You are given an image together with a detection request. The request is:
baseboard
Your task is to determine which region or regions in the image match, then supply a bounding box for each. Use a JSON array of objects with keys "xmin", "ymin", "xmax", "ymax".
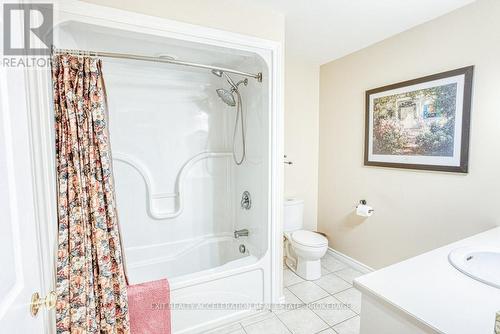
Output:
[{"xmin": 327, "ymin": 247, "xmax": 374, "ymax": 274}]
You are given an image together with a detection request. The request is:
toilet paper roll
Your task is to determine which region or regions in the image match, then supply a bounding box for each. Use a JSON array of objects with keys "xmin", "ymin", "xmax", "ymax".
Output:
[{"xmin": 356, "ymin": 204, "xmax": 374, "ymax": 217}]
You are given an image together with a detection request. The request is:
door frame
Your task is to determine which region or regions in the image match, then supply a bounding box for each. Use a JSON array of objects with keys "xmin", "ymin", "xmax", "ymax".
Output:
[{"xmin": 26, "ymin": 1, "xmax": 284, "ymax": 332}]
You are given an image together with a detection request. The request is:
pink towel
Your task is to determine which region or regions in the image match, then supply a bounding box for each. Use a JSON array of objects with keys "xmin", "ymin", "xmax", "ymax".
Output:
[{"xmin": 127, "ymin": 279, "xmax": 171, "ymax": 334}]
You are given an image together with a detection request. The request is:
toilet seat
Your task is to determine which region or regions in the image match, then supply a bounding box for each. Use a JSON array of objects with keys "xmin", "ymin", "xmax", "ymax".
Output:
[{"xmin": 291, "ymin": 230, "xmax": 328, "ymax": 248}]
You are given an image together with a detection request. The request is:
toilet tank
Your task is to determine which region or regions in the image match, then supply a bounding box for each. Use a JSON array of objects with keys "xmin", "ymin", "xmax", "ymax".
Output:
[{"xmin": 283, "ymin": 198, "xmax": 304, "ymax": 232}]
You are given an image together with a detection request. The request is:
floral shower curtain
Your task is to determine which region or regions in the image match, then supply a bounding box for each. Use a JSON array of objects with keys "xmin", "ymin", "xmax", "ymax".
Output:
[{"xmin": 52, "ymin": 55, "xmax": 130, "ymax": 333}]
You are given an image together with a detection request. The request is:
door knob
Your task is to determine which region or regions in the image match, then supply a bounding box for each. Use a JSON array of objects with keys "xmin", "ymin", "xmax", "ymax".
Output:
[{"xmin": 30, "ymin": 291, "xmax": 56, "ymax": 317}]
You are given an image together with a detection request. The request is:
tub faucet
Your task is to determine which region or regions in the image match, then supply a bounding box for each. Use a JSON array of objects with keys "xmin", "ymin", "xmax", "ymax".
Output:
[{"xmin": 234, "ymin": 229, "xmax": 249, "ymax": 238}]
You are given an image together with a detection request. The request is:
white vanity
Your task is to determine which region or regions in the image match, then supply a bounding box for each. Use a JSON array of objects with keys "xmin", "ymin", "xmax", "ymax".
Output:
[{"xmin": 354, "ymin": 227, "xmax": 500, "ymax": 334}]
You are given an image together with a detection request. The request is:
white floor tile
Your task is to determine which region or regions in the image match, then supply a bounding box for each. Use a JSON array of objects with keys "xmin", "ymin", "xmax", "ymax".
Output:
[
  {"xmin": 334, "ymin": 268, "xmax": 363, "ymax": 284},
  {"xmin": 277, "ymin": 307, "xmax": 329, "ymax": 334},
  {"xmin": 309, "ymin": 296, "xmax": 357, "ymax": 326},
  {"xmin": 317, "ymin": 329, "xmax": 336, "ymax": 334},
  {"xmin": 206, "ymin": 322, "xmax": 243, "ymax": 334},
  {"xmin": 321, "ymin": 255, "xmax": 347, "ymax": 272},
  {"xmin": 283, "ymin": 269, "xmax": 304, "ymax": 287},
  {"xmin": 228, "ymin": 330, "xmax": 246, "ymax": 334},
  {"xmin": 273, "ymin": 288, "xmax": 305, "ymax": 314},
  {"xmin": 321, "ymin": 266, "xmax": 331, "ymax": 276},
  {"xmin": 314, "ymin": 273, "xmax": 352, "ymax": 294},
  {"xmin": 287, "ymin": 281, "xmax": 329, "ymax": 304},
  {"xmin": 240, "ymin": 311, "xmax": 275, "ymax": 327},
  {"xmin": 211, "ymin": 257, "xmax": 365, "ymax": 334},
  {"xmin": 332, "ymin": 315, "xmax": 360, "ymax": 334},
  {"xmin": 244, "ymin": 315, "xmax": 291, "ymax": 334},
  {"xmin": 334, "ymin": 288, "xmax": 362, "ymax": 314}
]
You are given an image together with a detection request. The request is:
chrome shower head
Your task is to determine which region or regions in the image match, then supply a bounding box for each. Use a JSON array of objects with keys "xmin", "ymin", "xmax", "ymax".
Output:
[
  {"xmin": 212, "ymin": 70, "xmax": 247, "ymax": 165},
  {"xmin": 216, "ymin": 88, "xmax": 236, "ymax": 107}
]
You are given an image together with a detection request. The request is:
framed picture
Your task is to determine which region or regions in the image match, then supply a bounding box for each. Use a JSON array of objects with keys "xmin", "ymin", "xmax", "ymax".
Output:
[{"xmin": 365, "ymin": 66, "xmax": 473, "ymax": 173}]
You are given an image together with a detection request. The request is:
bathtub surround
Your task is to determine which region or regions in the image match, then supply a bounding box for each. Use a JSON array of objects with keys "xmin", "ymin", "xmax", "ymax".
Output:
[
  {"xmin": 52, "ymin": 55, "xmax": 130, "ymax": 332},
  {"xmin": 319, "ymin": 0, "xmax": 500, "ymax": 269},
  {"xmin": 82, "ymin": 0, "xmax": 321, "ymax": 233}
]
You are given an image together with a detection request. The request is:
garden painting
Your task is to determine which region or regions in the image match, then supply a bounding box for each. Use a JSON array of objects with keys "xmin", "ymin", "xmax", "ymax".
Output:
[
  {"xmin": 372, "ymin": 83, "xmax": 457, "ymax": 156},
  {"xmin": 365, "ymin": 66, "xmax": 473, "ymax": 173}
]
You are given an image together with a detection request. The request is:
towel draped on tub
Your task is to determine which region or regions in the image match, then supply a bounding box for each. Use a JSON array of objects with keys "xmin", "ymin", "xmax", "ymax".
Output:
[{"xmin": 127, "ymin": 279, "xmax": 171, "ymax": 334}]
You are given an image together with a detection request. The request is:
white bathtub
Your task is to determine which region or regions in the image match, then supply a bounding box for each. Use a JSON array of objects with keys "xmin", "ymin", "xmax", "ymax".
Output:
[
  {"xmin": 127, "ymin": 236, "xmax": 269, "ymax": 333},
  {"xmin": 128, "ymin": 236, "xmax": 256, "ymax": 282}
]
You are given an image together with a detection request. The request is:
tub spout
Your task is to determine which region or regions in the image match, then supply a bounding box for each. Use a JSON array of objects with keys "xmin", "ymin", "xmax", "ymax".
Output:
[{"xmin": 234, "ymin": 229, "xmax": 249, "ymax": 238}]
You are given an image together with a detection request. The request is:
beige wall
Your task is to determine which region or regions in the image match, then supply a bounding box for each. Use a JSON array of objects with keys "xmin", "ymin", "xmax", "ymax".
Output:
[
  {"xmin": 284, "ymin": 54, "xmax": 320, "ymax": 230},
  {"xmin": 319, "ymin": 0, "xmax": 500, "ymax": 269},
  {"xmin": 81, "ymin": 0, "xmax": 285, "ymax": 42}
]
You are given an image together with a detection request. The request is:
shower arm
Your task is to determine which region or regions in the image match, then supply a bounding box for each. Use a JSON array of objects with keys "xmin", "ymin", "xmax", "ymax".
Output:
[{"xmin": 52, "ymin": 46, "xmax": 263, "ymax": 82}]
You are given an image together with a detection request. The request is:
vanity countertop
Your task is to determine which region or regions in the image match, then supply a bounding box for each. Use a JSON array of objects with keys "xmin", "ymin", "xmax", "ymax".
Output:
[{"xmin": 354, "ymin": 227, "xmax": 500, "ymax": 334}]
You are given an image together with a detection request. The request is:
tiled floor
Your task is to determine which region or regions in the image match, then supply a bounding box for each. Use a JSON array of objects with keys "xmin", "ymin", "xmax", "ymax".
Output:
[{"xmin": 207, "ymin": 253, "xmax": 364, "ymax": 334}]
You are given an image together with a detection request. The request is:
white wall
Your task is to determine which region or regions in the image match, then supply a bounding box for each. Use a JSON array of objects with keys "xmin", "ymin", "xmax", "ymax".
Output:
[
  {"xmin": 319, "ymin": 0, "xmax": 500, "ymax": 269},
  {"xmin": 284, "ymin": 54, "xmax": 319, "ymax": 230}
]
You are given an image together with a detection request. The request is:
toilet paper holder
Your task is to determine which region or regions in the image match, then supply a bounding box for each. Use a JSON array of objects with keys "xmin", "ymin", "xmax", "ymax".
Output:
[{"xmin": 357, "ymin": 200, "xmax": 374, "ymax": 214}]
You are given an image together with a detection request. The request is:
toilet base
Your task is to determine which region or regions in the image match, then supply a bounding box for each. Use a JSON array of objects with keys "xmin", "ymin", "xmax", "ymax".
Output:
[
  {"xmin": 285, "ymin": 257, "xmax": 322, "ymax": 281},
  {"xmin": 296, "ymin": 258, "xmax": 321, "ymax": 280}
]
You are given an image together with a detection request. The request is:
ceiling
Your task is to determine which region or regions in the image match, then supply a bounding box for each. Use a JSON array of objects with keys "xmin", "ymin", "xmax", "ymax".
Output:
[{"xmin": 239, "ymin": 0, "xmax": 475, "ymax": 65}]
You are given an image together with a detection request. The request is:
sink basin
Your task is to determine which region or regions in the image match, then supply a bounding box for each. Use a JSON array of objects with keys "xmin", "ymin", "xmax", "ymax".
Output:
[{"xmin": 448, "ymin": 246, "xmax": 500, "ymax": 289}]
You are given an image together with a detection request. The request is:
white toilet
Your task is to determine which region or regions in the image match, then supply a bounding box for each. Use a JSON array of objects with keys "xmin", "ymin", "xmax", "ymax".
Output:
[{"xmin": 284, "ymin": 198, "xmax": 328, "ymax": 280}]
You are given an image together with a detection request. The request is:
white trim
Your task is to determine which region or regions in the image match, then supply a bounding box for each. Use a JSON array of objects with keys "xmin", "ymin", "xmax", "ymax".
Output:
[
  {"xmin": 0, "ymin": 57, "xmax": 25, "ymax": 323},
  {"xmin": 24, "ymin": 59, "xmax": 57, "ymax": 334},
  {"xmin": 23, "ymin": 28, "xmax": 57, "ymax": 334},
  {"xmin": 327, "ymin": 247, "xmax": 374, "ymax": 274},
  {"xmin": 269, "ymin": 36, "xmax": 285, "ymax": 305}
]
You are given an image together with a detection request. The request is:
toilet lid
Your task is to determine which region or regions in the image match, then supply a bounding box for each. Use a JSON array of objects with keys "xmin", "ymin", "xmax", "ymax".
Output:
[{"xmin": 291, "ymin": 230, "xmax": 328, "ymax": 247}]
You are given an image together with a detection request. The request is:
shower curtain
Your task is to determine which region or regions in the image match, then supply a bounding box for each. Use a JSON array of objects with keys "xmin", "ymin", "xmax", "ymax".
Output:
[{"xmin": 52, "ymin": 55, "xmax": 130, "ymax": 333}]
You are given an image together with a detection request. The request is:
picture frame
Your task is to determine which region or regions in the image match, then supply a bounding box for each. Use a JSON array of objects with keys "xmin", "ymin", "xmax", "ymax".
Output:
[{"xmin": 364, "ymin": 66, "xmax": 474, "ymax": 173}]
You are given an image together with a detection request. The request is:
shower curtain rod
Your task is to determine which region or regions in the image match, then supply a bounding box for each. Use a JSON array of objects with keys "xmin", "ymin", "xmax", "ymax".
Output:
[{"xmin": 52, "ymin": 47, "xmax": 263, "ymax": 82}]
